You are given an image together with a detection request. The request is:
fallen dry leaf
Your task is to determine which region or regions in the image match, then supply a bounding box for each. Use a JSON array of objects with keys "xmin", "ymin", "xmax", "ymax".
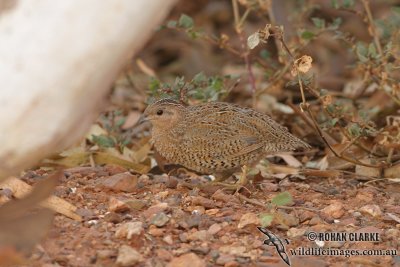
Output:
[
  {"xmin": 384, "ymin": 163, "xmax": 400, "ymax": 178},
  {"xmin": 122, "ymin": 110, "xmax": 142, "ymax": 129},
  {"xmin": 93, "ymin": 152, "xmax": 151, "ymax": 174},
  {"xmin": 291, "ymin": 55, "xmax": 313, "ymax": 75},
  {"xmin": 0, "ymin": 175, "xmax": 81, "ymax": 221},
  {"xmin": 238, "ymin": 212, "xmax": 260, "ymax": 229}
]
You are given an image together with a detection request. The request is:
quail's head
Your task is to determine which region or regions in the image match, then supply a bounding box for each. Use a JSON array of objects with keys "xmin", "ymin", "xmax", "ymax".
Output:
[{"xmin": 140, "ymin": 99, "xmax": 185, "ymax": 131}]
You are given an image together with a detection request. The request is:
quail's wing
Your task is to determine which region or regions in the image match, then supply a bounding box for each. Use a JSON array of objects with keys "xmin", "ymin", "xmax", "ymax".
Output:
[{"xmin": 180, "ymin": 112, "xmax": 264, "ymax": 159}]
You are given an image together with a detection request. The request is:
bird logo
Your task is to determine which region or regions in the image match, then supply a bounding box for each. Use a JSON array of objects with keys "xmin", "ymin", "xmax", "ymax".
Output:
[{"xmin": 257, "ymin": 227, "xmax": 291, "ymax": 266}]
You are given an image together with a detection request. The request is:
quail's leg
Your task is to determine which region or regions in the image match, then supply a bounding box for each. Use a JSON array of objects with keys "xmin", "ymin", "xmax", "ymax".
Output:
[{"xmin": 213, "ymin": 165, "xmax": 251, "ymax": 194}]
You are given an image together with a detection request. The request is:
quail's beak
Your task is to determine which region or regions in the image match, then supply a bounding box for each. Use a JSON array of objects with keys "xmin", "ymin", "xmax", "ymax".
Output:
[{"xmin": 134, "ymin": 114, "xmax": 148, "ymax": 127}]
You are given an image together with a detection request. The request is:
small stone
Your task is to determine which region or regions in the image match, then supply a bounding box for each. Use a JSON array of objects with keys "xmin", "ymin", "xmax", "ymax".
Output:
[
  {"xmin": 163, "ymin": 235, "xmax": 174, "ymax": 245},
  {"xmin": 166, "ymin": 176, "xmax": 179, "ymax": 189},
  {"xmin": 179, "ymin": 232, "xmax": 188, "ymax": 242},
  {"xmin": 275, "ymin": 210, "xmax": 299, "ymax": 228},
  {"xmin": 0, "ymin": 195, "xmax": 9, "ymax": 205},
  {"xmin": 326, "ymin": 187, "xmax": 340, "ymax": 195},
  {"xmin": 209, "ymin": 250, "xmax": 220, "ymax": 261},
  {"xmin": 167, "ymin": 253, "xmax": 206, "ymax": 267},
  {"xmin": 125, "ymin": 199, "xmax": 147, "ymax": 210},
  {"xmin": 97, "ymin": 249, "xmax": 115, "ymax": 260},
  {"xmin": 355, "ymin": 191, "xmax": 374, "ymax": 202},
  {"xmin": 191, "ymin": 206, "xmax": 206, "ymax": 215},
  {"xmin": 359, "ymin": 204, "xmax": 382, "ymax": 217},
  {"xmin": 385, "ymin": 228, "xmax": 400, "ymax": 240},
  {"xmin": 148, "ymin": 225, "xmax": 165, "ymax": 237},
  {"xmin": 108, "ymin": 197, "xmax": 130, "ymax": 213},
  {"xmin": 0, "ymin": 188, "xmax": 13, "ymax": 198},
  {"xmin": 151, "ymin": 212, "xmax": 170, "ymax": 227},
  {"xmin": 156, "ymin": 248, "xmax": 173, "ymax": 261},
  {"xmin": 287, "ymin": 227, "xmax": 306, "ymax": 238},
  {"xmin": 298, "ymin": 210, "xmax": 315, "ymax": 223},
  {"xmin": 142, "ymin": 203, "xmax": 169, "ymax": 219},
  {"xmin": 188, "ymin": 230, "xmax": 210, "ymax": 241},
  {"xmin": 212, "ymin": 190, "xmax": 239, "ymax": 204},
  {"xmin": 238, "ymin": 213, "xmax": 260, "ymax": 229},
  {"xmin": 191, "ymin": 196, "xmax": 216, "ymax": 209},
  {"xmin": 205, "ymin": 209, "xmax": 220, "ymax": 216},
  {"xmin": 321, "ymin": 201, "xmax": 344, "ymax": 219},
  {"xmin": 116, "ymin": 245, "xmax": 142, "ymax": 266},
  {"xmin": 224, "ymin": 261, "xmax": 239, "ymax": 267},
  {"xmin": 99, "ymin": 172, "xmax": 138, "ymax": 192},
  {"xmin": 191, "ymin": 246, "xmax": 210, "ymax": 255},
  {"xmin": 165, "ymin": 194, "xmax": 182, "ymax": 206},
  {"xmin": 115, "ymin": 222, "xmax": 144, "ymax": 240},
  {"xmin": 76, "ymin": 208, "xmax": 96, "ymax": 220},
  {"xmin": 338, "ymin": 217, "xmax": 358, "ymax": 226},
  {"xmin": 104, "ymin": 164, "xmax": 128, "ymax": 175},
  {"xmin": 208, "ymin": 223, "xmax": 222, "ymax": 235},
  {"xmin": 138, "ymin": 174, "xmax": 151, "ymax": 185},
  {"xmin": 219, "ymin": 246, "xmax": 247, "ymax": 257},
  {"xmin": 216, "ymin": 254, "xmax": 236, "ymax": 265},
  {"xmin": 182, "ymin": 214, "xmax": 202, "ymax": 229},
  {"xmin": 260, "ymin": 182, "xmax": 279, "ymax": 192},
  {"xmin": 251, "ymin": 239, "xmax": 263, "ymax": 249},
  {"xmin": 104, "ymin": 212, "xmax": 123, "ymax": 224}
]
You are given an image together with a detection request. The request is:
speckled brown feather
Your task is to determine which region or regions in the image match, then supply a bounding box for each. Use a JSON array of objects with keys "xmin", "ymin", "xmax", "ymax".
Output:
[{"xmin": 143, "ymin": 99, "xmax": 310, "ymax": 175}]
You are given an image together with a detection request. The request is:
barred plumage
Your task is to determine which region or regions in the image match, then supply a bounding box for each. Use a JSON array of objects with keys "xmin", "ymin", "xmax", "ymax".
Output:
[{"xmin": 142, "ymin": 99, "xmax": 310, "ymax": 176}]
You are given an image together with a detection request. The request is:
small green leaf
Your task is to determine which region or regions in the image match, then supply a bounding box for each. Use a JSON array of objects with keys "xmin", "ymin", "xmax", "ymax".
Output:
[
  {"xmin": 166, "ymin": 20, "xmax": 177, "ymax": 28},
  {"xmin": 260, "ymin": 49, "xmax": 271, "ymax": 59},
  {"xmin": 392, "ymin": 6, "xmax": 400, "ymax": 15},
  {"xmin": 301, "ymin": 30, "xmax": 315, "ymax": 40},
  {"xmin": 348, "ymin": 123, "xmax": 361, "ymax": 137},
  {"xmin": 210, "ymin": 77, "xmax": 223, "ymax": 91},
  {"xmin": 178, "ymin": 14, "xmax": 194, "ymax": 29},
  {"xmin": 115, "ymin": 118, "xmax": 126, "ymax": 128},
  {"xmin": 330, "ymin": 17, "xmax": 342, "ymax": 29},
  {"xmin": 192, "ymin": 72, "xmax": 207, "ymax": 84},
  {"xmin": 92, "ymin": 135, "xmax": 116, "ymax": 148},
  {"xmin": 343, "ymin": 0, "xmax": 354, "ymax": 8},
  {"xmin": 311, "ymin": 17, "xmax": 325, "ymax": 28},
  {"xmin": 330, "ymin": 118, "xmax": 339, "ymax": 127},
  {"xmin": 320, "ymin": 88, "xmax": 329, "ymax": 96},
  {"xmin": 148, "ymin": 78, "xmax": 160, "ymax": 92},
  {"xmin": 331, "ymin": 0, "xmax": 340, "ymax": 9},
  {"xmin": 271, "ymin": 191, "xmax": 293, "ymax": 206},
  {"xmin": 368, "ymin": 43, "xmax": 377, "ymax": 58},
  {"xmin": 356, "ymin": 42, "xmax": 368, "ymax": 62},
  {"xmin": 259, "ymin": 213, "xmax": 274, "ymax": 227},
  {"xmin": 326, "ymin": 104, "xmax": 336, "ymax": 114}
]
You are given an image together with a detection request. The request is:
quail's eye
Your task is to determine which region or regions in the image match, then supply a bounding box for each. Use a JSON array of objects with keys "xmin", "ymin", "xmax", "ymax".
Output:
[{"xmin": 156, "ymin": 109, "xmax": 163, "ymax": 116}]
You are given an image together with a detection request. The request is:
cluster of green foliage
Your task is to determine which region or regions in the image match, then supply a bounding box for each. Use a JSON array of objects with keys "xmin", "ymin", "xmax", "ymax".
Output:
[
  {"xmin": 147, "ymin": 73, "xmax": 236, "ymax": 104},
  {"xmin": 92, "ymin": 110, "xmax": 131, "ymax": 151}
]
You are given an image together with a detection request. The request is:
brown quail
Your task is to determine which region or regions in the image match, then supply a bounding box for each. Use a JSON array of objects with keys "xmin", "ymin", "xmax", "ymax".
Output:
[{"xmin": 140, "ymin": 99, "xmax": 310, "ymax": 181}]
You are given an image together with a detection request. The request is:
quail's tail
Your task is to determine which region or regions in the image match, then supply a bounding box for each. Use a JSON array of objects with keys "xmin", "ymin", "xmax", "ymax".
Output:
[{"xmin": 265, "ymin": 134, "xmax": 311, "ymax": 152}]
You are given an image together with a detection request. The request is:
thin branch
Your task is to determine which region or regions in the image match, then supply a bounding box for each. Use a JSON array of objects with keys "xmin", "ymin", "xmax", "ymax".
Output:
[
  {"xmin": 361, "ymin": 0, "xmax": 383, "ymax": 57},
  {"xmin": 304, "ymin": 105, "xmax": 387, "ymax": 168},
  {"xmin": 237, "ymin": 194, "xmax": 319, "ymax": 212},
  {"xmin": 231, "ymin": 2, "xmax": 257, "ymax": 108},
  {"xmin": 239, "ymin": 33, "xmax": 257, "ymax": 108},
  {"xmin": 232, "ymin": 0, "xmax": 240, "ymax": 30}
]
